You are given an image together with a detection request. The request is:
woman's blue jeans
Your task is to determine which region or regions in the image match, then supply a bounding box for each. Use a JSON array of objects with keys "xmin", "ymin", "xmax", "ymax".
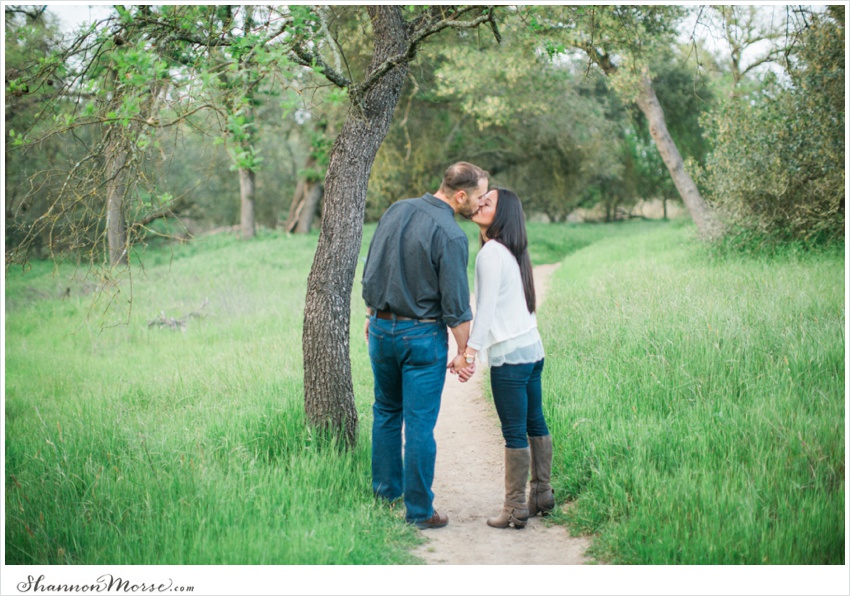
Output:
[
  {"xmin": 368, "ymin": 315, "xmax": 448, "ymax": 523},
  {"xmin": 490, "ymin": 358, "xmax": 549, "ymax": 449}
]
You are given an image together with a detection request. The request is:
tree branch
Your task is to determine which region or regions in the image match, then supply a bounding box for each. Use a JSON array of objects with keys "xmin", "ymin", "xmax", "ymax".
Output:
[
  {"xmin": 134, "ymin": 16, "xmax": 233, "ymax": 47},
  {"xmin": 740, "ymin": 47, "xmax": 786, "ymax": 76},
  {"xmin": 576, "ymin": 41, "xmax": 618, "ymax": 75},
  {"xmin": 4, "ymin": 5, "xmax": 47, "ymax": 21},
  {"xmin": 350, "ymin": 6, "xmax": 497, "ymax": 103},
  {"xmin": 132, "ymin": 195, "xmax": 192, "ymax": 228},
  {"xmin": 137, "ymin": 13, "xmax": 291, "ymax": 52},
  {"xmin": 289, "ymin": 44, "xmax": 352, "ymax": 88}
]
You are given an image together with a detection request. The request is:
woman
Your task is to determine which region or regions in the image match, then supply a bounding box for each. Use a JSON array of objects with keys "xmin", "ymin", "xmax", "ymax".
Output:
[{"xmin": 450, "ymin": 188, "xmax": 555, "ymax": 529}]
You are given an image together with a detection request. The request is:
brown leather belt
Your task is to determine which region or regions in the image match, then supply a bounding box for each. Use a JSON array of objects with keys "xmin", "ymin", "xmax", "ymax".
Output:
[{"xmin": 375, "ymin": 310, "xmax": 437, "ymax": 323}]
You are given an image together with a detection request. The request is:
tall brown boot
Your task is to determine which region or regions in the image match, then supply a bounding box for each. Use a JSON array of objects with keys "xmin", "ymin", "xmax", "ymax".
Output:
[
  {"xmin": 487, "ymin": 447, "xmax": 530, "ymax": 529},
  {"xmin": 528, "ymin": 434, "xmax": 555, "ymax": 517}
]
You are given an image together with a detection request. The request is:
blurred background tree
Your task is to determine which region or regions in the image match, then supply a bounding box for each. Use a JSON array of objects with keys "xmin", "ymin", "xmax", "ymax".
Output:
[
  {"xmin": 367, "ymin": 6, "xmax": 719, "ymax": 225},
  {"xmin": 4, "ymin": 5, "xmax": 329, "ymax": 266},
  {"xmin": 698, "ymin": 5, "xmax": 844, "ymax": 248},
  {"xmin": 7, "ymin": 4, "xmax": 841, "ymax": 258},
  {"xmin": 5, "ymin": 6, "xmax": 74, "ymax": 259}
]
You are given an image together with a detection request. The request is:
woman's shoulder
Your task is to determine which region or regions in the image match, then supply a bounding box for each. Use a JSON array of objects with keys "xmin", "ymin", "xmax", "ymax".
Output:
[
  {"xmin": 478, "ymin": 240, "xmax": 512, "ymax": 258},
  {"xmin": 475, "ymin": 240, "xmax": 509, "ymax": 267}
]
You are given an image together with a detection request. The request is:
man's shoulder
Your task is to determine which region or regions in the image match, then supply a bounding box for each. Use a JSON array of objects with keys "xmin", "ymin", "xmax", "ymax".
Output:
[
  {"xmin": 418, "ymin": 196, "xmax": 466, "ymax": 239},
  {"xmin": 383, "ymin": 197, "xmax": 418, "ymax": 215},
  {"xmin": 380, "ymin": 196, "xmax": 434, "ymax": 221},
  {"xmin": 385, "ymin": 196, "xmax": 464, "ymax": 237}
]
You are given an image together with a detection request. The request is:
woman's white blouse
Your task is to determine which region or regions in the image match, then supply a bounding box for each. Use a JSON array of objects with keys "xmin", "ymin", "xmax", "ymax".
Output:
[{"xmin": 467, "ymin": 240, "xmax": 545, "ymax": 367}]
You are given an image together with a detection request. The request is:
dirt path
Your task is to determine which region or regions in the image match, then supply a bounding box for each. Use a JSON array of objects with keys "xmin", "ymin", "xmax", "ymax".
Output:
[{"xmin": 412, "ymin": 263, "xmax": 591, "ymax": 564}]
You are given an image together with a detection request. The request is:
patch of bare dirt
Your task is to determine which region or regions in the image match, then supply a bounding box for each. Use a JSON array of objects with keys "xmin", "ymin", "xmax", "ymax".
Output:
[{"xmin": 412, "ymin": 263, "xmax": 592, "ymax": 565}]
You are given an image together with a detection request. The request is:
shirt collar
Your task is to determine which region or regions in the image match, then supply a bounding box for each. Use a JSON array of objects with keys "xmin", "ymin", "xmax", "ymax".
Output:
[{"xmin": 422, "ymin": 193, "xmax": 454, "ymax": 214}]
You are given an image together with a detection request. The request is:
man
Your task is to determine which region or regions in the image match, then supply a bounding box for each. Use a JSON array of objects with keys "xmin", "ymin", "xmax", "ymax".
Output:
[{"xmin": 362, "ymin": 162, "xmax": 488, "ymax": 529}]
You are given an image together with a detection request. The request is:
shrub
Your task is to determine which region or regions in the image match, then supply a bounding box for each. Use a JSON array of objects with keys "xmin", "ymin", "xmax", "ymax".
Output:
[{"xmin": 700, "ymin": 8, "xmax": 844, "ymax": 248}]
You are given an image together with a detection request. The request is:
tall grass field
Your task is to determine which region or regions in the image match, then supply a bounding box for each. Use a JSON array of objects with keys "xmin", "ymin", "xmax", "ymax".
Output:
[
  {"xmin": 536, "ymin": 223, "xmax": 845, "ymax": 564},
  {"xmin": 4, "ymin": 220, "xmax": 845, "ymax": 564},
  {"xmin": 4, "ymin": 230, "xmax": 422, "ymax": 564}
]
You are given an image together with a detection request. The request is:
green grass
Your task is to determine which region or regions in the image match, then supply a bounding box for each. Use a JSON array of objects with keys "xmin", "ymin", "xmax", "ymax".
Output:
[
  {"xmin": 5, "ymin": 228, "xmax": 421, "ymax": 564},
  {"xmin": 537, "ymin": 223, "xmax": 845, "ymax": 564},
  {"xmin": 5, "ymin": 219, "xmax": 844, "ymax": 565}
]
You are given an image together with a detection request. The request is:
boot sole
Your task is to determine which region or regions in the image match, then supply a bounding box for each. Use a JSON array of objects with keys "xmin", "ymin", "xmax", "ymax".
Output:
[{"xmin": 487, "ymin": 516, "xmax": 528, "ymax": 529}]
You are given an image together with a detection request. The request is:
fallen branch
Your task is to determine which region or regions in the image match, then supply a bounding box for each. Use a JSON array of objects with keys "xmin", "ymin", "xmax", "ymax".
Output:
[{"xmin": 147, "ymin": 298, "xmax": 209, "ymax": 330}]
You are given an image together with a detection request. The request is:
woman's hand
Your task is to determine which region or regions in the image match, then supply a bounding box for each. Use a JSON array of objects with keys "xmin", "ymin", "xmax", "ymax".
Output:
[{"xmin": 448, "ymin": 354, "xmax": 476, "ymax": 382}]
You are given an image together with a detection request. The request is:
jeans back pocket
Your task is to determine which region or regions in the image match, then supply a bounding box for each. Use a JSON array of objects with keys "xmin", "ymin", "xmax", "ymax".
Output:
[{"xmin": 402, "ymin": 327, "xmax": 447, "ymax": 367}]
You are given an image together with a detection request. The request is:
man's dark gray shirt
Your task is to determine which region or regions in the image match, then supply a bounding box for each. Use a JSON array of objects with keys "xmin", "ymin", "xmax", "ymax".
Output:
[{"xmin": 362, "ymin": 193, "xmax": 472, "ymax": 328}]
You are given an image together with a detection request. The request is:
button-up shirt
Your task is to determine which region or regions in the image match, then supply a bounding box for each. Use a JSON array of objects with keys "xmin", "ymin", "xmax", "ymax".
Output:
[{"xmin": 362, "ymin": 193, "xmax": 472, "ymax": 328}]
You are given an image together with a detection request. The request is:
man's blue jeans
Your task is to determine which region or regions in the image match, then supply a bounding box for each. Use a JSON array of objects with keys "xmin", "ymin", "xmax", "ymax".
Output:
[
  {"xmin": 490, "ymin": 359, "xmax": 549, "ymax": 449},
  {"xmin": 368, "ymin": 315, "xmax": 448, "ymax": 523}
]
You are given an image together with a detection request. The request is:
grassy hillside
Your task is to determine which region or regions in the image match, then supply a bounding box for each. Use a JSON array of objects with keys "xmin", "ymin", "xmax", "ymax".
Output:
[
  {"xmin": 5, "ymin": 220, "xmax": 843, "ymax": 565},
  {"xmin": 536, "ymin": 224, "xmax": 844, "ymax": 564},
  {"xmin": 3, "ymin": 219, "xmax": 617, "ymax": 565},
  {"xmin": 5, "ymin": 229, "xmax": 418, "ymax": 564}
]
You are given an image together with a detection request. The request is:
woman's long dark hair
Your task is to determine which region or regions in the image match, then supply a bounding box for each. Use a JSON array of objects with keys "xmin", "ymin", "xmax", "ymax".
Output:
[{"xmin": 484, "ymin": 188, "xmax": 536, "ymax": 314}]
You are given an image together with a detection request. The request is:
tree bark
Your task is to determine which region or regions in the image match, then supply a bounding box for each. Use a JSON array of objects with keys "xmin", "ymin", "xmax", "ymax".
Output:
[
  {"xmin": 633, "ymin": 72, "xmax": 718, "ymax": 238},
  {"xmin": 105, "ymin": 136, "xmax": 128, "ymax": 266},
  {"xmin": 302, "ymin": 6, "xmax": 409, "ymax": 447},
  {"xmin": 239, "ymin": 165, "xmax": 256, "ymax": 240}
]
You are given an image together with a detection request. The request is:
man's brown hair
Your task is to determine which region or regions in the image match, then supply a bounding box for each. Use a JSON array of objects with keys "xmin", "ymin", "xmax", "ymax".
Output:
[{"xmin": 439, "ymin": 162, "xmax": 489, "ymax": 195}]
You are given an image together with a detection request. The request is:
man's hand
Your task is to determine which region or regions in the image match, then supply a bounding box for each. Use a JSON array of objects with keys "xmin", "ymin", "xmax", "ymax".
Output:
[
  {"xmin": 364, "ymin": 317, "xmax": 370, "ymax": 345},
  {"xmin": 448, "ymin": 354, "xmax": 476, "ymax": 382}
]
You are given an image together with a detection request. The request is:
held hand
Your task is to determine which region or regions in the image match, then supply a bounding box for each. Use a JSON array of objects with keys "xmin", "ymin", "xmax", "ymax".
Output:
[
  {"xmin": 457, "ymin": 362, "xmax": 476, "ymax": 383},
  {"xmin": 448, "ymin": 354, "xmax": 475, "ymax": 382},
  {"xmin": 448, "ymin": 354, "xmax": 466, "ymax": 374},
  {"xmin": 447, "ymin": 355, "xmax": 458, "ymax": 375}
]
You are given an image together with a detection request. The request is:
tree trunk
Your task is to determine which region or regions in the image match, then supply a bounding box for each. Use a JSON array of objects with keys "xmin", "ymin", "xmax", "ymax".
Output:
[
  {"xmin": 634, "ymin": 73, "xmax": 718, "ymax": 238},
  {"xmin": 294, "ymin": 183, "xmax": 323, "ymax": 234},
  {"xmin": 239, "ymin": 165, "xmax": 256, "ymax": 240},
  {"xmin": 284, "ymin": 154, "xmax": 320, "ymax": 234},
  {"xmin": 302, "ymin": 6, "xmax": 409, "ymax": 447},
  {"xmin": 284, "ymin": 177, "xmax": 309, "ymax": 232},
  {"xmin": 105, "ymin": 136, "xmax": 128, "ymax": 266},
  {"xmin": 240, "ymin": 6, "xmax": 257, "ymax": 241},
  {"xmin": 103, "ymin": 63, "xmax": 128, "ymax": 267}
]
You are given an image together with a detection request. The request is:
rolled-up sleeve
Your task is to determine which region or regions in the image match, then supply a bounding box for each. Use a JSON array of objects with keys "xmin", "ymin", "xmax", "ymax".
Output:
[{"xmin": 438, "ymin": 235, "xmax": 472, "ymax": 328}]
